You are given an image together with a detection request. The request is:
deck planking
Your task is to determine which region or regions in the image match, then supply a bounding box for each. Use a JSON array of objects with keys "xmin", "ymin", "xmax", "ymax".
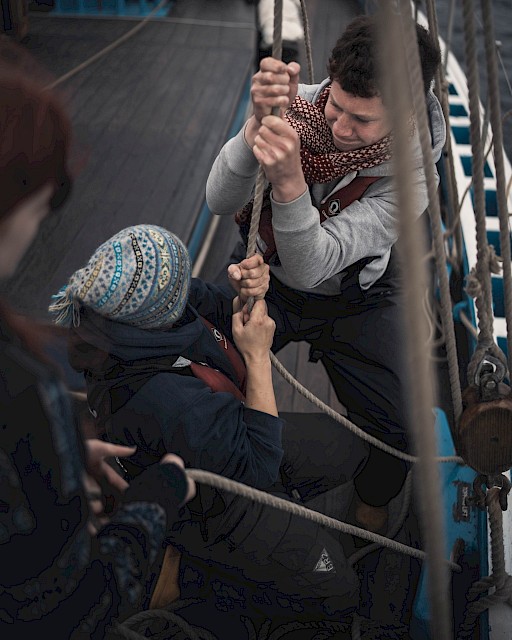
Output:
[{"xmin": 3, "ymin": 0, "xmax": 256, "ymax": 316}]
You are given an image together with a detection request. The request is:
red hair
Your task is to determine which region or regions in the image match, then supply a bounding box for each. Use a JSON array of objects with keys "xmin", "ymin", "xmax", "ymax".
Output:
[
  {"xmin": 0, "ymin": 41, "xmax": 73, "ymax": 356},
  {"xmin": 0, "ymin": 40, "xmax": 72, "ymax": 220}
]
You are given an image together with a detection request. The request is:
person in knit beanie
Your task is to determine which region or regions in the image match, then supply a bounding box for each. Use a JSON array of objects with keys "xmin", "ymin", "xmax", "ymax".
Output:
[
  {"xmin": 50, "ymin": 223, "xmax": 367, "ymax": 622},
  {"xmin": 49, "ymin": 223, "xmax": 281, "ymax": 490}
]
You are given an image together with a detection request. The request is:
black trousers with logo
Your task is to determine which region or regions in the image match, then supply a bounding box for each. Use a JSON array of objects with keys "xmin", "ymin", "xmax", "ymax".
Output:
[{"xmin": 165, "ymin": 411, "xmax": 368, "ymax": 614}]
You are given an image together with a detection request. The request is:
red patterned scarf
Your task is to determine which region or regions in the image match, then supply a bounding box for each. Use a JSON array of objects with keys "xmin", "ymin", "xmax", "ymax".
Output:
[
  {"xmin": 283, "ymin": 85, "xmax": 392, "ymax": 184},
  {"xmin": 236, "ymin": 85, "xmax": 393, "ymax": 257}
]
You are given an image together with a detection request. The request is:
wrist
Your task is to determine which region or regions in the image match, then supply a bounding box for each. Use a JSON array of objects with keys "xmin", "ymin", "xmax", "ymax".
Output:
[
  {"xmin": 243, "ymin": 353, "xmax": 272, "ymax": 368},
  {"xmin": 271, "ymin": 180, "xmax": 308, "ymax": 204},
  {"xmin": 243, "ymin": 117, "xmax": 259, "ymax": 148}
]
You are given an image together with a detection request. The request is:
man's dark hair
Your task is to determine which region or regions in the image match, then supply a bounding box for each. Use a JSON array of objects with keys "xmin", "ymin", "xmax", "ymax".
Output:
[{"xmin": 327, "ymin": 14, "xmax": 441, "ymax": 98}]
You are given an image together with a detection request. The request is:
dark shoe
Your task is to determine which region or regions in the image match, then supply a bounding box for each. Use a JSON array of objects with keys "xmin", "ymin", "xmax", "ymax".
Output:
[{"xmin": 345, "ymin": 490, "xmax": 389, "ymax": 550}]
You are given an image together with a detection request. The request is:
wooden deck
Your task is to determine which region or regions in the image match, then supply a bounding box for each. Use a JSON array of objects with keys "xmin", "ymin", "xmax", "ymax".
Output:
[{"xmin": 3, "ymin": 0, "xmax": 361, "ymax": 413}]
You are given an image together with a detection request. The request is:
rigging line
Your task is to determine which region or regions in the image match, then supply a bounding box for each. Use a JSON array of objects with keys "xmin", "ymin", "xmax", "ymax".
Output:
[
  {"xmin": 462, "ymin": 0, "xmax": 498, "ymax": 365},
  {"xmin": 386, "ymin": 3, "xmax": 452, "ymax": 637},
  {"xmin": 457, "ymin": 487, "xmax": 512, "ymax": 638},
  {"xmin": 270, "ymin": 351, "xmax": 463, "ymax": 464},
  {"xmin": 186, "ymin": 468, "xmax": 461, "ymax": 572},
  {"xmin": 480, "ymin": 0, "xmax": 512, "ymax": 378},
  {"xmin": 44, "ymin": 0, "xmax": 170, "ymax": 91},
  {"xmin": 298, "ymin": 0, "xmax": 313, "ymax": 84},
  {"xmin": 245, "ymin": 0, "xmax": 284, "ymax": 268},
  {"xmin": 427, "ymin": 0, "xmax": 464, "ymax": 273},
  {"xmin": 423, "ymin": 0, "xmax": 464, "ymax": 423}
]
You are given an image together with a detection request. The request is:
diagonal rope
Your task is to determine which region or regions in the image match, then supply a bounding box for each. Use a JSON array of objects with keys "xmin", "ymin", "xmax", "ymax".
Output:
[
  {"xmin": 45, "ymin": 0, "xmax": 170, "ymax": 90},
  {"xmin": 186, "ymin": 468, "xmax": 461, "ymax": 571}
]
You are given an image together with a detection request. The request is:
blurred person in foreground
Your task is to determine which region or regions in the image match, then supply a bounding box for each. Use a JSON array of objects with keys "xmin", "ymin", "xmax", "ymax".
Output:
[{"xmin": 0, "ymin": 42, "xmax": 195, "ymax": 639}]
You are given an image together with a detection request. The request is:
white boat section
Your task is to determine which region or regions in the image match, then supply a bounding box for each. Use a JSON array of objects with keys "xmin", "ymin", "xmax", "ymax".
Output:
[{"xmin": 443, "ymin": 36, "xmax": 512, "ymax": 640}]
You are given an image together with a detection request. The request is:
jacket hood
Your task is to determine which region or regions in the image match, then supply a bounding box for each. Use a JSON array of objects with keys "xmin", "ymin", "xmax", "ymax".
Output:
[{"xmin": 69, "ymin": 304, "xmax": 203, "ymax": 373}]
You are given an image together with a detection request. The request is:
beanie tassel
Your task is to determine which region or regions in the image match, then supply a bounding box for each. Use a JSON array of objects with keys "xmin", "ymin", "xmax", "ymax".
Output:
[{"xmin": 48, "ymin": 285, "xmax": 80, "ymax": 327}]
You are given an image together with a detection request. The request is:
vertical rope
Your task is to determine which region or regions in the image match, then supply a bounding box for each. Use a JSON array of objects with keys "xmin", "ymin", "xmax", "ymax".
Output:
[
  {"xmin": 457, "ymin": 487, "xmax": 512, "ymax": 637},
  {"xmin": 416, "ymin": 0, "xmax": 464, "ymax": 422},
  {"xmin": 246, "ymin": 0, "xmax": 283, "ymax": 312},
  {"xmin": 379, "ymin": 1, "xmax": 452, "ymax": 637},
  {"xmin": 270, "ymin": 0, "xmax": 283, "ymax": 61},
  {"xmin": 461, "ymin": 0, "xmax": 498, "ymax": 370},
  {"xmin": 425, "ymin": 0, "xmax": 464, "ymax": 272},
  {"xmin": 298, "ymin": 0, "xmax": 314, "ymax": 84},
  {"xmin": 480, "ymin": 0, "xmax": 512, "ymax": 378}
]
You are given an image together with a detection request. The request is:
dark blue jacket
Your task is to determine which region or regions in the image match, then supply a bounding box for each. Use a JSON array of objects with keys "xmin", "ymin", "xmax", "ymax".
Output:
[
  {"xmin": 0, "ymin": 314, "xmax": 189, "ymax": 639},
  {"xmin": 70, "ymin": 279, "xmax": 284, "ymax": 490}
]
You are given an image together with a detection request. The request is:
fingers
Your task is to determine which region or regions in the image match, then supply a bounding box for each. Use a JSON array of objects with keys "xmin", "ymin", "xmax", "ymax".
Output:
[
  {"xmin": 252, "ymin": 58, "xmax": 301, "ymax": 120},
  {"xmin": 232, "ymin": 255, "xmax": 269, "ymax": 303},
  {"xmin": 85, "ymin": 439, "xmax": 137, "ymax": 461},
  {"xmin": 227, "ymin": 263, "xmax": 242, "ymax": 282},
  {"xmin": 101, "ymin": 462, "xmax": 130, "ymax": 493}
]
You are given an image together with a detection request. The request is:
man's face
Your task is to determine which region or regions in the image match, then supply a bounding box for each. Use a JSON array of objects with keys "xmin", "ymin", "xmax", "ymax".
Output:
[{"xmin": 324, "ymin": 80, "xmax": 391, "ymax": 151}]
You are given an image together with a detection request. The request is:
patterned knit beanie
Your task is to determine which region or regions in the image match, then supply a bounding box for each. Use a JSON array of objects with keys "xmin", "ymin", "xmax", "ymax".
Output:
[{"xmin": 49, "ymin": 224, "xmax": 191, "ymax": 329}]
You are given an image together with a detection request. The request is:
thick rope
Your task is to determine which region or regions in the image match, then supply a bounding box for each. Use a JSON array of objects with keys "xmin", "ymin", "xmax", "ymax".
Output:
[
  {"xmin": 186, "ymin": 468, "xmax": 460, "ymax": 572},
  {"xmin": 419, "ymin": 0, "xmax": 464, "ymax": 423},
  {"xmin": 461, "ymin": 0, "xmax": 508, "ymax": 385},
  {"xmin": 298, "ymin": 0, "xmax": 314, "ymax": 83},
  {"xmin": 271, "ymin": 352, "xmax": 463, "ymax": 464},
  {"xmin": 246, "ymin": 0, "xmax": 283, "ymax": 265},
  {"xmin": 380, "ymin": 2, "xmax": 453, "ymax": 637},
  {"xmin": 45, "ymin": 0, "xmax": 170, "ymax": 90},
  {"xmin": 457, "ymin": 486, "xmax": 512, "ymax": 638},
  {"xmin": 480, "ymin": 0, "xmax": 512, "ymax": 378}
]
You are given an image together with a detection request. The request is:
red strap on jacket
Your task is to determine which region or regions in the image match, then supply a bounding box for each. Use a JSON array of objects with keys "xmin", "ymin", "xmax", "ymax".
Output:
[
  {"xmin": 189, "ymin": 362, "xmax": 246, "ymax": 402},
  {"xmin": 259, "ymin": 175, "xmax": 381, "ymax": 262},
  {"xmin": 318, "ymin": 175, "xmax": 381, "ymax": 223},
  {"xmin": 199, "ymin": 316, "xmax": 247, "ymax": 398}
]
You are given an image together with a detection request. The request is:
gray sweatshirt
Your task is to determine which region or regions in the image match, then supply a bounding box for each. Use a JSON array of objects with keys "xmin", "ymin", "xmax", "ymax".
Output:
[{"xmin": 206, "ymin": 79, "xmax": 447, "ymax": 296}]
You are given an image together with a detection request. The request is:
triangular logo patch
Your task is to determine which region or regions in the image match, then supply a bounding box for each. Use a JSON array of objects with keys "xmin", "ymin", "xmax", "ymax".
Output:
[{"xmin": 313, "ymin": 548, "xmax": 336, "ymax": 572}]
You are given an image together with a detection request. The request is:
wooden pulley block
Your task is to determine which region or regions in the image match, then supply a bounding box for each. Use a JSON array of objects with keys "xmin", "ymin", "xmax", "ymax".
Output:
[{"xmin": 457, "ymin": 382, "xmax": 512, "ymax": 475}]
